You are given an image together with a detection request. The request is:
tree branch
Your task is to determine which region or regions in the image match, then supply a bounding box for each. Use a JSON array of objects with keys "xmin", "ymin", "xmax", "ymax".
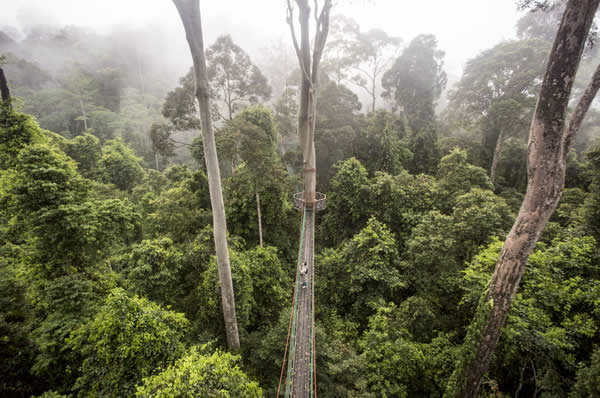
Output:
[
  {"xmin": 562, "ymin": 62, "xmax": 600, "ymax": 157},
  {"xmin": 311, "ymin": 0, "xmax": 332, "ymax": 80},
  {"xmin": 287, "ymin": 0, "xmax": 312, "ymax": 85},
  {"xmin": 170, "ymin": 138, "xmax": 192, "ymax": 147}
]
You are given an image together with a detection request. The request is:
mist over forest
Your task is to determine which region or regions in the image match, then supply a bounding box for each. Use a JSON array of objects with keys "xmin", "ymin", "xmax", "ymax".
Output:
[{"xmin": 1, "ymin": 1, "xmax": 600, "ymax": 397}]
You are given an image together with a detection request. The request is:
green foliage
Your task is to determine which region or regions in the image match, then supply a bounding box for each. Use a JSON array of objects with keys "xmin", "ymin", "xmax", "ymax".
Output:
[
  {"xmin": 321, "ymin": 157, "xmax": 370, "ymax": 246},
  {"xmin": 448, "ymin": 39, "xmax": 546, "ymax": 189},
  {"xmin": 456, "ymin": 235, "xmax": 600, "ymax": 396},
  {"xmin": 219, "ymin": 104, "xmax": 279, "ymax": 180},
  {"xmin": 98, "ymin": 139, "xmax": 145, "ymax": 191},
  {"xmin": 382, "ymin": 34, "xmax": 446, "ymax": 133},
  {"xmin": 162, "ymin": 70, "xmax": 200, "ymax": 130},
  {"xmin": 581, "ymin": 140, "xmax": 600, "ymax": 241},
  {"xmin": 436, "ymin": 148, "xmax": 493, "ymax": 209},
  {"xmin": 3, "ymin": 23, "xmax": 600, "ymax": 397},
  {"xmin": 407, "ymin": 210, "xmax": 457, "ymax": 279},
  {"xmin": 135, "ymin": 345, "xmax": 262, "ymax": 397},
  {"xmin": 25, "ymin": 197, "xmax": 140, "ymax": 276},
  {"xmin": 9, "ymin": 143, "xmax": 142, "ymax": 273},
  {"xmin": 360, "ymin": 303, "xmax": 457, "ymax": 397},
  {"xmin": 450, "ymin": 40, "xmax": 545, "ymax": 117},
  {"xmin": 196, "ymin": 245, "xmax": 290, "ymax": 337},
  {"xmin": 67, "ymin": 288, "xmax": 189, "ymax": 398},
  {"xmin": 87, "ymin": 109, "xmax": 120, "ymax": 141},
  {"xmin": 147, "ymin": 170, "xmax": 211, "ymax": 242},
  {"xmin": 118, "ymin": 238, "xmax": 184, "ymax": 305},
  {"xmin": 12, "ymin": 144, "xmax": 83, "ymax": 213},
  {"xmin": 318, "ymin": 218, "xmax": 407, "ymax": 326},
  {"xmin": 0, "ymin": 107, "xmax": 45, "ymax": 169},
  {"xmin": 33, "ymin": 391, "xmax": 71, "ymax": 398},
  {"xmin": 273, "ymin": 87, "xmax": 298, "ymax": 140},
  {"xmin": 354, "ymin": 110, "xmax": 411, "ymax": 176},
  {"xmin": 381, "ymin": 34, "xmax": 448, "ymax": 174},
  {"xmin": 206, "ymin": 35, "xmax": 271, "ymax": 120},
  {"xmin": 368, "ymin": 171, "xmax": 438, "ymax": 249},
  {"xmin": 450, "ymin": 188, "xmax": 513, "ymax": 261},
  {"xmin": 571, "ymin": 347, "xmax": 600, "ymax": 397},
  {"xmin": 28, "ymin": 274, "xmax": 106, "ymax": 387},
  {"xmin": 149, "ymin": 121, "xmax": 176, "ymax": 158},
  {"xmin": 0, "ymin": 260, "xmax": 42, "ymax": 397},
  {"xmin": 63, "ymin": 133, "xmax": 101, "ymax": 178},
  {"xmin": 224, "ymin": 163, "xmax": 297, "ymax": 256},
  {"xmin": 407, "ymin": 123, "xmax": 441, "ymax": 175},
  {"xmin": 317, "ymin": 81, "xmax": 362, "ymax": 130}
]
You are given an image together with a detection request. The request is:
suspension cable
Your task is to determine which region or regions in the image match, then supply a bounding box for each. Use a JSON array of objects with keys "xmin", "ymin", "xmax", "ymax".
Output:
[{"xmin": 277, "ymin": 205, "xmax": 307, "ymax": 397}]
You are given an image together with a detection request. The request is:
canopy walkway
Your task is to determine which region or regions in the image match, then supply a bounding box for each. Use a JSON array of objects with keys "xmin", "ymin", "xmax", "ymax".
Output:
[{"xmin": 278, "ymin": 192, "xmax": 326, "ymax": 398}]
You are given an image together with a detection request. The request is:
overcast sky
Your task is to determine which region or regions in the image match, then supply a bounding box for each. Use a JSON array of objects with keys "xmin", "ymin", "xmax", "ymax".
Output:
[{"xmin": 0, "ymin": 0, "xmax": 525, "ymax": 77}]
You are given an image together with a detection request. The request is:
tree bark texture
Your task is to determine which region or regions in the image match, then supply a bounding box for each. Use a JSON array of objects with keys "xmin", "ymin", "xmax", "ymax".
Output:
[
  {"xmin": 448, "ymin": 1, "xmax": 600, "ymax": 397},
  {"xmin": 172, "ymin": 0, "xmax": 240, "ymax": 351},
  {"xmin": 287, "ymin": 0, "xmax": 332, "ymax": 203},
  {"xmin": 490, "ymin": 127, "xmax": 504, "ymax": 186},
  {"xmin": 0, "ymin": 67, "xmax": 11, "ymax": 109}
]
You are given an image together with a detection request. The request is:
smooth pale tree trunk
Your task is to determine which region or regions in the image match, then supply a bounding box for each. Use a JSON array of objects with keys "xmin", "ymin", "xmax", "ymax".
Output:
[
  {"xmin": 0, "ymin": 67, "xmax": 10, "ymax": 107},
  {"xmin": 79, "ymin": 95, "xmax": 88, "ymax": 131},
  {"xmin": 256, "ymin": 190, "xmax": 263, "ymax": 247},
  {"xmin": 489, "ymin": 127, "xmax": 504, "ymax": 186},
  {"xmin": 172, "ymin": 0, "xmax": 240, "ymax": 351},
  {"xmin": 371, "ymin": 90, "xmax": 376, "ymax": 113},
  {"xmin": 296, "ymin": 1, "xmax": 317, "ymax": 202},
  {"xmin": 288, "ymin": 0, "xmax": 331, "ymax": 203},
  {"xmin": 446, "ymin": 1, "xmax": 600, "ymax": 397},
  {"xmin": 136, "ymin": 53, "xmax": 146, "ymax": 106}
]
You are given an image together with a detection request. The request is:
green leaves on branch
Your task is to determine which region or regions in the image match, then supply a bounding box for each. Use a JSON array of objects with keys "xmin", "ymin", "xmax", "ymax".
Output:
[
  {"xmin": 67, "ymin": 288, "xmax": 189, "ymax": 398},
  {"xmin": 136, "ymin": 346, "xmax": 262, "ymax": 398}
]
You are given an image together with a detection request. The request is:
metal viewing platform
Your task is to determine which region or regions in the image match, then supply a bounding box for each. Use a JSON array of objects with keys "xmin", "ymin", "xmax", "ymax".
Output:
[{"xmin": 292, "ymin": 192, "xmax": 327, "ymax": 212}]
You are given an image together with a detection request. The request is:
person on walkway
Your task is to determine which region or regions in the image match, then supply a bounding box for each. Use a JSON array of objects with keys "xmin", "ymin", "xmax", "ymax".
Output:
[{"xmin": 300, "ymin": 261, "xmax": 307, "ymax": 275}]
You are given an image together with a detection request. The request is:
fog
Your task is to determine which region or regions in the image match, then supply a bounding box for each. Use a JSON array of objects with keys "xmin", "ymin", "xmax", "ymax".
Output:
[{"xmin": 1, "ymin": 0, "xmax": 523, "ymax": 79}]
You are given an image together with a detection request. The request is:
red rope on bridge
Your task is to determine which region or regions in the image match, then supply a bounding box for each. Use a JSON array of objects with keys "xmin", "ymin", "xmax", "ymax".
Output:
[{"xmin": 276, "ymin": 205, "xmax": 305, "ymax": 397}]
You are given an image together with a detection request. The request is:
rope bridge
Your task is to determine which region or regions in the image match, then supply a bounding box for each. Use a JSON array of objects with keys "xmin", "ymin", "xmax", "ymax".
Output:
[{"xmin": 277, "ymin": 193, "xmax": 326, "ymax": 398}]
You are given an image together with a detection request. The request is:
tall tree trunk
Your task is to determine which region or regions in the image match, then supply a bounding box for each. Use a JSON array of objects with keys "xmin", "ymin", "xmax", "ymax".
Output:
[
  {"xmin": 446, "ymin": 1, "xmax": 600, "ymax": 397},
  {"xmin": 79, "ymin": 95, "xmax": 88, "ymax": 131},
  {"xmin": 296, "ymin": 0, "xmax": 317, "ymax": 203},
  {"xmin": 172, "ymin": 0, "xmax": 240, "ymax": 351},
  {"xmin": 0, "ymin": 67, "xmax": 11, "ymax": 108},
  {"xmin": 256, "ymin": 190, "xmax": 263, "ymax": 247},
  {"xmin": 371, "ymin": 78, "xmax": 376, "ymax": 113},
  {"xmin": 288, "ymin": 0, "xmax": 331, "ymax": 203},
  {"xmin": 490, "ymin": 127, "xmax": 504, "ymax": 186},
  {"xmin": 136, "ymin": 52, "xmax": 146, "ymax": 107}
]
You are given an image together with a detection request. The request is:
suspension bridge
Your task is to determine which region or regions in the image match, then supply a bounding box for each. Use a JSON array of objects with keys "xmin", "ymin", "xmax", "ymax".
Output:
[{"xmin": 278, "ymin": 192, "xmax": 326, "ymax": 398}]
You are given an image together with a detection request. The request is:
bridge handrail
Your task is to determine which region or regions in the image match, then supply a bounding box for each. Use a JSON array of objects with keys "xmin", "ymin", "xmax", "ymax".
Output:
[{"xmin": 293, "ymin": 192, "xmax": 326, "ymax": 211}]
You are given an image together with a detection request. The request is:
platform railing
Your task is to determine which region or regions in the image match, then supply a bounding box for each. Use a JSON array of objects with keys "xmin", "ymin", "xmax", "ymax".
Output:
[{"xmin": 293, "ymin": 192, "xmax": 327, "ymax": 211}]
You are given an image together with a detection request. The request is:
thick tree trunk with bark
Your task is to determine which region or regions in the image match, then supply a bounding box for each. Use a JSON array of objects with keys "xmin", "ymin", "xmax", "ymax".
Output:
[
  {"xmin": 173, "ymin": 0, "xmax": 240, "ymax": 351},
  {"xmin": 256, "ymin": 190, "xmax": 263, "ymax": 247},
  {"xmin": 490, "ymin": 127, "xmax": 504, "ymax": 186},
  {"xmin": 0, "ymin": 67, "xmax": 10, "ymax": 108},
  {"xmin": 446, "ymin": 1, "xmax": 600, "ymax": 397}
]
